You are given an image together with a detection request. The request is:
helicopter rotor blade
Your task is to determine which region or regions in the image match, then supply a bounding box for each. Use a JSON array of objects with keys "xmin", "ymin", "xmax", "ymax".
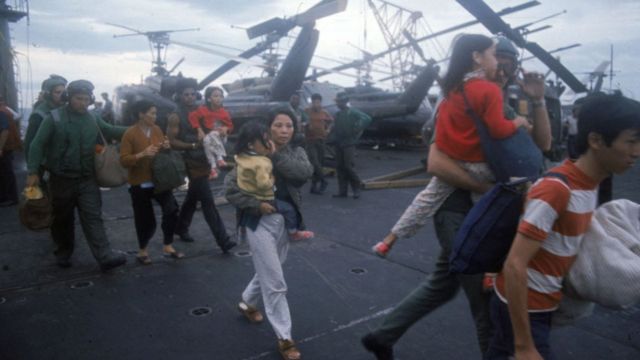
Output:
[
  {"xmin": 455, "ymin": 0, "xmax": 587, "ymax": 93},
  {"xmin": 246, "ymin": 0, "xmax": 348, "ymax": 39},
  {"xmin": 104, "ymin": 22, "xmax": 145, "ymax": 35},
  {"xmin": 305, "ymin": 1, "xmax": 540, "ymax": 80},
  {"xmin": 170, "ymin": 40, "xmax": 268, "ymax": 69},
  {"xmin": 168, "ymin": 57, "xmax": 185, "ymax": 75}
]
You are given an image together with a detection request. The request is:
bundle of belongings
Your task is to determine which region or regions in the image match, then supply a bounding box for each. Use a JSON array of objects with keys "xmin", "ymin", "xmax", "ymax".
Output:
[
  {"xmin": 554, "ymin": 199, "xmax": 640, "ymax": 326},
  {"xmin": 19, "ymin": 186, "xmax": 52, "ymax": 231}
]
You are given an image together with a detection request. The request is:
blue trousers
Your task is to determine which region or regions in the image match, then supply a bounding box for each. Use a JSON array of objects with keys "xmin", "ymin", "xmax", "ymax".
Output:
[{"xmin": 484, "ymin": 293, "xmax": 554, "ymax": 359}]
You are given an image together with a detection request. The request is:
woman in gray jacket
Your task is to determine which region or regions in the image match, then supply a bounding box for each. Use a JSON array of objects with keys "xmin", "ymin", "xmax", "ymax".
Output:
[{"xmin": 225, "ymin": 109, "xmax": 313, "ymax": 360}]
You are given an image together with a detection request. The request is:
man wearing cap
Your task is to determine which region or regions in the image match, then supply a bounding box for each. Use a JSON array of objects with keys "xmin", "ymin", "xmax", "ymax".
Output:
[
  {"xmin": 26, "ymin": 79, "xmax": 128, "ymax": 271},
  {"xmin": 329, "ymin": 92, "xmax": 371, "ymax": 199},
  {"xmin": 24, "ymin": 75, "xmax": 67, "ymax": 179},
  {"xmin": 166, "ymin": 78, "xmax": 236, "ymax": 253},
  {"xmin": 495, "ymin": 36, "xmax": 551, "ymax": 153}
]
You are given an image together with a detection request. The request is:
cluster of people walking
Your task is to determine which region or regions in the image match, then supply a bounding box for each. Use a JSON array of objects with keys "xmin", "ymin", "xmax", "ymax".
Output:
[{"xmin": 5, "ymin": 33, "xmax": 640, "ymax": 360}]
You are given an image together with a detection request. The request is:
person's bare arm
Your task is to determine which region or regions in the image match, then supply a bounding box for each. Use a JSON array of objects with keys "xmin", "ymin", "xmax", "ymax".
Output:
[
  {"xmin": 166, "ymin": 113, "xmax": 197, "ymax": 150},
  {"xmin": 519, "ymin": 69, "xmax": 551, "ymax": 152},
  {"xmin": 427, "ymin": 143, "xmax": 492, "ymax": 194},
  {"xmin": 503, "ymin": 233, "xmax": 544, "ymax": 360}
]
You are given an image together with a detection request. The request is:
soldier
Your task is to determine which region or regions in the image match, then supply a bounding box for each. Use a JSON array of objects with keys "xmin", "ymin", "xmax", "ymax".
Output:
[
  {"xmin": 329, "ymin": 92, "xmax": 371, "ymax": 199},
  {"xmin": 24, "ymin": 75, "xmax": 68, "ymax": 161},
  {"xmin": 304, "ymin": 93, "xmax": 333, "ymax": 194},
  {"xmin": 26, "ymin": 80, "xmax": 127, "ymax": 271}
]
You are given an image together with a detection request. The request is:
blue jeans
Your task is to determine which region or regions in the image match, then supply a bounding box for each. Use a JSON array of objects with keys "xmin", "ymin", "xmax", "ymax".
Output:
[
  {"xmin": 275, "ymin": 199, "xmax": 298, "ymax": 232},
  {"xmin": 485, "ymin": 293, "xmax": 554, "ymax": 359}
]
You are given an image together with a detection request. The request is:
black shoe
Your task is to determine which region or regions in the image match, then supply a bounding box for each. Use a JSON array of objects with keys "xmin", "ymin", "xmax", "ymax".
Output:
[
  {"xmin": 361, "ymin": 333, "xmax": 394, "ymax": 360},
  {"xmin": 221, "ymin": 240, "xmax": 237, "ymax": 254},
  {"xmin": 332, "ymin": 193, "xmax": 348, "ymax": 198},
  {"xmin": 178, "ymin": 233, "xmax": 195, "ymax": 243},
  {"xmin": 56, "ymin": 258, "xmax": 72, "ymax": 269},
  {"xmin": 99, "ymin": 255, "xmax": 126, "ymax": 272}
]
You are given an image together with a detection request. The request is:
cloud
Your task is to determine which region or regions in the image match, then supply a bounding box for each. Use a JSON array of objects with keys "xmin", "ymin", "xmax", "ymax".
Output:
[{"xmin": 8, "ymin": 0, "xmax": 640, "ymax": 108}]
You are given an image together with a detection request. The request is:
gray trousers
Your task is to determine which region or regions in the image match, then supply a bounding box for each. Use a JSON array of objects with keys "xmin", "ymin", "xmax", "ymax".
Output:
[
  {"xmin": 369, "ymin": 208, "xmax": 493, "ymax": 353},
  {"xmin": 49, "ymin": 174, "xmax": 115, "ymax": 264},
  {"xmin": 335, "ymin": 145, "xmax": 361, "ymax": 194},
  {"xmin": 242, "ymin": 213, "xmax": 292, "ymax": 340},
  {"xmin": 305, "ymin": 139, "xmax": 325, "ymax": 183}
]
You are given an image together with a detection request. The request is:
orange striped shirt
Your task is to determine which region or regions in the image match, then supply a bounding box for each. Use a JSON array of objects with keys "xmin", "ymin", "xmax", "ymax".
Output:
[{"xmin": 495, "ymin": 160, "xmax": 600, "ymax": 311}]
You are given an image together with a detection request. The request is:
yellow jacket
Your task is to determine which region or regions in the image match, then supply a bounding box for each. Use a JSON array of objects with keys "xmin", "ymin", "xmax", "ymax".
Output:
[{"xmin": 235, "ymin": 153, "xmax": 274, "ymax": 201}]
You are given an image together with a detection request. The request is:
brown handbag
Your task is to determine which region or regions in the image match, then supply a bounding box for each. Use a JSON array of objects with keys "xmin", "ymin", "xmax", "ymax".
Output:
[{"xmin": 94, "ymin": 122, "xmax": 128, "ymax": 187}]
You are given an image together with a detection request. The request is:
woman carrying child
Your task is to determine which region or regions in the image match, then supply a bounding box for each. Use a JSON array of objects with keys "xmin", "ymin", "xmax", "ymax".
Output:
[
  {"xmin": 225, "ymin": 109, "xmax": 313, "ymax": 360},
  {"xmin": 188, "ymin": 86, "xmax": 233, "ymax": 179}
]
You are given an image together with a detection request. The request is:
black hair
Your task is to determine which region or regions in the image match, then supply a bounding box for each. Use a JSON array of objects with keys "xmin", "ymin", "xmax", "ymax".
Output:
[
  {"xmin": 234, "ymin": 121, "xmax": 269, "ymax": 154},
  {"xmin": 131, "ymin": 99, "xmax": 156, "ymax": 121},
  {"xmin": 266, "ymin": 107, "xmax": 298, "ymax": 136},
  {"xmin": 575, "ymin": 93, "xmax": 640, "ymax": 155},
  {"xmin": 441, "ymin": 34, "xmax": 494, "ymax": 95},
  {"xmin": 204, "ymin": 86, "xmax": 224, "ymax": 107},
  {"xmin": 311, "ymin": 93, "xmax": 322, "ymax": 101}
]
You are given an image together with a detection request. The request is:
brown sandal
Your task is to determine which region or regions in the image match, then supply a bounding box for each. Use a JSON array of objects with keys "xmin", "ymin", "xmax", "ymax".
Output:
[
  {"xmin": 278, "ymin": 339, "xmax": 301, "ymax": 360},
  {"xmin": 237, "ymin": 301, "xmax": 264, "ymax": 323}
]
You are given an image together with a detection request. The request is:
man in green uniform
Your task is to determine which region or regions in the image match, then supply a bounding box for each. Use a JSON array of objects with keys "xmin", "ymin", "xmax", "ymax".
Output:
[
  {"xmin": 329, "ymin": 92, "xmax": 371, "ymax": 199},
  {"xmin": 26, "ymin": 80, "xmax": 127, "ymax": 271},
  {"xmin": 24, "ymin": 75, "xmax": 68, "ymax": 159}
]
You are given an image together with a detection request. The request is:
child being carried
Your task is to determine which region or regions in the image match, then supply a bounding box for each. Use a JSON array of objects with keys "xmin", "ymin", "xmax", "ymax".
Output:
[
  {"xmin": 234, "ymin": 121, "xmax": 313, "ymax": 241},
  {"xmin": 189, "ymin": 86, "xmax": 233, "ymax": 179}
]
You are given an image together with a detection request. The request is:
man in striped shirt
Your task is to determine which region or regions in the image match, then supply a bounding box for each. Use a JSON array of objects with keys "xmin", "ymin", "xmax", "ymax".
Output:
[{"xmin": 486, "ymin": 94, "xmax": 640, "ymax": 360}]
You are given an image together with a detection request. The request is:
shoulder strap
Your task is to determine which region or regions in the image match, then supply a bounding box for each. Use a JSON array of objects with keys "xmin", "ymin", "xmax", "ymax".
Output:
[{"xmin": 90, "ymin": 112, "xmax": 108, "ymax": 145}]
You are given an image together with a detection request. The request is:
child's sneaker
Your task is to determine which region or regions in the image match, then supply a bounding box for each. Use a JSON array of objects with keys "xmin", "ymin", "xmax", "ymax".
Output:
[
  {"xmin": 372, "ymin": 242, "xmax": 391, "ymax": 258},
  {"xmin": 209, "ymin": 168, "xmax": 219, "ymax": 180},
  {"xmin": 290, "ymin": 230, "xmax": 314, "ymax": 241},
  {"xmin": 217, "ymin": 159, "xmax": 228, "ymax": 169}
]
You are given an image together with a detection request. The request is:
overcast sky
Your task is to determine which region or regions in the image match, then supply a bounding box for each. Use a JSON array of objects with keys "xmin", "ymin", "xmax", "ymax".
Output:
[{"xmin": 8, "ymin": 0, "xmax": 640, "ymax": 108}]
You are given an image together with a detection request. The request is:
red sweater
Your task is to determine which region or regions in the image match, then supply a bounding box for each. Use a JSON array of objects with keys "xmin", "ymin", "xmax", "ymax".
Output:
[
  {"xmin": 188, "ymin": 105, "xmax": 234, "ymax": 133},
  {"xmin": 435, "ymin": 78, "xmax": 516, "ymax": 162}
]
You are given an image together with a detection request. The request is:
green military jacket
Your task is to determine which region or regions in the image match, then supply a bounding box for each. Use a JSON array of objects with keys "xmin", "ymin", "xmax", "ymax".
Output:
[
  {"xmin": 24, "ymin": 100, "xmax": 60, "ymax": 160},
  {"xmin": 27, "ymin": 106, "xmax": 127, "ymax": 178},
  {"xmin": 329, "ymin": 107, "xmax": 372, "ymax": 147}
]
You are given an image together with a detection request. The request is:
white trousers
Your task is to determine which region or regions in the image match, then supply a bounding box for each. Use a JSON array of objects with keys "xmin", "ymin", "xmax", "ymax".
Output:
[
  {"xmin": 242, "ymin": 213, "xmax": 292, "ymax": 340},
  {"xmin": 203, "ymin": 131, "xmax": 227, "ymax": 168}
]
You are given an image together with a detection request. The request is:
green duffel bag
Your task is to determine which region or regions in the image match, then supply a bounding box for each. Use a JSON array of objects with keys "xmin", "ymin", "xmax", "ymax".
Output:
[{"xmin": 152, "ymin": 150, "xmax": 186, "ymax": 194}]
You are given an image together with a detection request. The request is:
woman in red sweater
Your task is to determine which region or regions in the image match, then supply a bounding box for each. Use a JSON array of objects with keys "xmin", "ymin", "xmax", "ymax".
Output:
[
  {"xmin": 188, "ymin": 86, "xmax": 234, "ymax": 179},
  {"xmin": 435, "ymin": 34, "xmax": 530, "ymax": 162}
]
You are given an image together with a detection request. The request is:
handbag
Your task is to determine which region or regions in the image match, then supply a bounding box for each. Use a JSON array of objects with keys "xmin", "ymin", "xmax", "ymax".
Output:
[
  {"xmin": 152, "ymin": 149, "xmax": 186, "ymax": 194},
  {"xmin": 94, "ymin": 122, "xmax": 128, "ymax": 188},
  {"xmin": 462, "ymin": 90, "xmax": 543, "ymax": 183},
  {"xmin": 449, "ymin": 172, "xmax": 567, "ymax": 274}
]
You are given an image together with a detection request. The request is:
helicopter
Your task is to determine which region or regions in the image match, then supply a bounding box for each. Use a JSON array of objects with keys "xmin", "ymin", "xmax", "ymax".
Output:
[
  {"xmin": 298, "ymin": 0, "xmax": 543, "ymax": 147},
  {"xmin": 109, "ymin": 0, "xmax": 348, "ymax": 132}
]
